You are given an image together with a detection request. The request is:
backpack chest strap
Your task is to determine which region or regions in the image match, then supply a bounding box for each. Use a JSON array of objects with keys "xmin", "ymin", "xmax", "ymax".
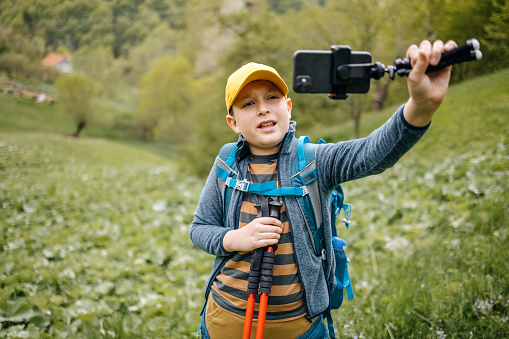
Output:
[
  {"xmin": 223, "ymin": 176, "xmax": 309, "ymax": 197},
  {"xmin": 216, "ymin": 142, "xmax": 311, "ymax": 197}
]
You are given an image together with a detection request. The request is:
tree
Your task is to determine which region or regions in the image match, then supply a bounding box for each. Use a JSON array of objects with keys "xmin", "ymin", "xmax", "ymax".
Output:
[
  {"xmin": 218, "ymin": 1, "xmax": 288, "ymax": 72},
  {"xmin": 334, "ymin": 0, "xmax": 389, "ymax": 138},
  {"xmin": 72, "ymin": 46, "xmax": 114, "ymax": 83},
  {"xmin": 126, "ymin": 23, "xmax": 179, "ymax": 83},
  {"xmin": 484, "ymin": 0, "xmax": 509, "ymax": 70},
  {"xmin": 136, "ymin": 56, "xmax": 194, "ymax": 143},
  {"xmin": 181, "ymin": 73, "xmax": 236, "ymax": 176},
  {"xmin": 55, "ymin": 73, "xmax": 96, "ymax": 137}
]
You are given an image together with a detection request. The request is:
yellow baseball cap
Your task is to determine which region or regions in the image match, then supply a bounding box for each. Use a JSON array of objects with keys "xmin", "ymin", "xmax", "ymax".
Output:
[{"xmin": 225, "ymin": 62, "xmax": 288, "ymax": 112}]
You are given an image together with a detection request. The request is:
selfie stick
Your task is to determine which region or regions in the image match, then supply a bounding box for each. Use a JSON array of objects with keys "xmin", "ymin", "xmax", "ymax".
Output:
[
  {"xmin": 371, "ymin": 38, "xmax": 482, "ymax": 80},
  {"xmin": 293, "ymin": 38, "xmax": 482, "ymax": 100},
  {"xmin": 242, "ymin": 198, "xmax": 282, "ymax": 339}
]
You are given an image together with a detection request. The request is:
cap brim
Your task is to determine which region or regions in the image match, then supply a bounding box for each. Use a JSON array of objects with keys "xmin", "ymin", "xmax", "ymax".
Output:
[{"xmin": 227, "ymin": 69, "xmax": 288, "ymax": 112}]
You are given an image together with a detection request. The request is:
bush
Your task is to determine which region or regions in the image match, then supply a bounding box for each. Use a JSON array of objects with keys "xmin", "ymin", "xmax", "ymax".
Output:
[
  {"xmin": 0, "ymin": 52, "xmax": 33, "ymax": 78},
  {"xmin": 0, "ymin": 52, "xmax": 59, "ymax": 83}
]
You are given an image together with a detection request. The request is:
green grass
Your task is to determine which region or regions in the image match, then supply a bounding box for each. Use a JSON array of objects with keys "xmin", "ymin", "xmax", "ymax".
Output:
[
  {"xmin": 0, "ymin": 133, "xmax": 208, "ymax": 338},
  {"xmin": 333, "ymin": 69, "xmax": 509, "ymax": 338},
  {"xmin": 0, "ymin": 92, "xmax": 177, "ymax": 161},
  {"xmin": 0, "ymin": 69, "xmax": 508, "ymax": 338},
  {"xmin": 0, "ymin": 95, "xmax": 73, "ymax": 135}
]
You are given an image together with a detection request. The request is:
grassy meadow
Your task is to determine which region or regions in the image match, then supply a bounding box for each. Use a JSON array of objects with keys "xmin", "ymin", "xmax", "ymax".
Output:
[{"xmin": 1, "ymin": 69, "xmax": 508, "ymax": 338}]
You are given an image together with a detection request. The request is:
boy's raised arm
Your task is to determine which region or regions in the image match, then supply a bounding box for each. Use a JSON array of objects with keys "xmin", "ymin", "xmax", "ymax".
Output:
[{"xmin": 316, "ymin": 40, "xmax": 458, "ymax": 189}]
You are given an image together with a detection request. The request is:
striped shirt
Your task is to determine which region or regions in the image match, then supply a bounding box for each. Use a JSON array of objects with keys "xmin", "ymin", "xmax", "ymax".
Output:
[{"xmin": 211, "ymin": 153, "xmax": 306, "ymax": 321}]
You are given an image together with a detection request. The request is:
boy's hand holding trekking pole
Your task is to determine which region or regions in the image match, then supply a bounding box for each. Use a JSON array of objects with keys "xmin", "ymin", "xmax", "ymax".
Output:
[{"xmin": 223, "ymin": 213, "xmax": 283, "ymax": 252}]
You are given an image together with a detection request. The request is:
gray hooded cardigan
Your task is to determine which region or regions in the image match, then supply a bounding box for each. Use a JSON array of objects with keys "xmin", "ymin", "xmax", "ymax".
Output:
[{"xmin": 190, "ymin": 104, "xmax": 429, "ymax": 319}]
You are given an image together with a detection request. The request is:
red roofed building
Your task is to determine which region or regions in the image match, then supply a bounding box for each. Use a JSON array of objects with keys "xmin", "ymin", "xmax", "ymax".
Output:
[{"xmin": 41, "ymin": 53, "xmax": 72, "ymax": 73}]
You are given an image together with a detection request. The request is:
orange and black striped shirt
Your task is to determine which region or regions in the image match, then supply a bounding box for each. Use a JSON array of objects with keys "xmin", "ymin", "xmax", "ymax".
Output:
[{"xmin": 211, "ymin": 153, "xmax": 306, "ymax": 321}]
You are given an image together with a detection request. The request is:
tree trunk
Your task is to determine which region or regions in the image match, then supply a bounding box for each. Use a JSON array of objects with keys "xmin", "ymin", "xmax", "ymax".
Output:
[
  {"xmin": 67, "ymin": 122, "xmax": 86, "ymax": 138},
  {"xmin": 354, "ymin": 114, "xmax": 361, "ymax": 139},
  {"xmin": 349, "ymin": 96, "xmax": 363, "ymax": 139},
  {"xmin": 373, "ymin": 79, "xmax": 391, "ymax": 111}
]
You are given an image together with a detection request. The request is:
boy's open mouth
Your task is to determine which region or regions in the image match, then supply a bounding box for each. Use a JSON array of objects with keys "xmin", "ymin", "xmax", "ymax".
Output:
[{"xmin": 258, "ymin": 121, "xmax": 277, "ymax": 129}]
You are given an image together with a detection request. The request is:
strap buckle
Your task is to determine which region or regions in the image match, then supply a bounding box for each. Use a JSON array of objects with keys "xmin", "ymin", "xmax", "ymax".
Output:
[
  {"xmin": 230, "ymin": 178, "xmax": 249, "ymax": 192},
  {"xmin": 301, "ymin": 186, "xmax": 309, "ymax": 196}
]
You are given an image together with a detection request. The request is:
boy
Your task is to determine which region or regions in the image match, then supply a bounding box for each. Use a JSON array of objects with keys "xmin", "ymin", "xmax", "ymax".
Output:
[{"xmin": 190, "ymin": 39, "xmax": 457, "ymax": 339}]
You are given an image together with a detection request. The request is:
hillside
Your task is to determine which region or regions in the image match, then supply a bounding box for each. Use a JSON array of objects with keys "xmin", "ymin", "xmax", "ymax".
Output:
[
  {"xmin": 334, "ymin": 69, "xmax": 509, "ymax": 338},
  {"xmin": 0, "ymin": 69, "xmax": 508, "ymax": 338}
]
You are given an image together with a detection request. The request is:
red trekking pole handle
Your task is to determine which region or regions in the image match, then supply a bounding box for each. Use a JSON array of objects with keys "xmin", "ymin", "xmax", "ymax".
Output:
[{"xmin": 242, "ymin": 198, "xmax": 282, "ymax": 339}]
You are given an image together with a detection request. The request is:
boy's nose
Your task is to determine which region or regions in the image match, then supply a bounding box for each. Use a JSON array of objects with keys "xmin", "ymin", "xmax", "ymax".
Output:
[{"xmin": 258, "ymin": 105, "xmax": 270, "ymax": 116}]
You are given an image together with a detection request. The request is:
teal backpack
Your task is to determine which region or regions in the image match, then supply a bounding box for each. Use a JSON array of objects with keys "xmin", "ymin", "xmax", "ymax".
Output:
[{"xmin": 216, "ymin": 136, "xmax": 354, "ymax": 339}]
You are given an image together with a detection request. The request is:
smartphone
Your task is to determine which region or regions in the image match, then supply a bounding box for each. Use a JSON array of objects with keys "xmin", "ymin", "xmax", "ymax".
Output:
[{"xmin": 293, "ymin": 46, "xmax": 372, "ymax": 95}]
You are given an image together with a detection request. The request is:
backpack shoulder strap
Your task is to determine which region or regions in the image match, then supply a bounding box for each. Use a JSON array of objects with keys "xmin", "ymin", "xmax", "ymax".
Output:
[
  {"xmin": 216, "ymin": 143, "xmax": 238, "ymax": 225},
  {"xmin": 219, "ymin": 142, "xmax": 237, "ymax": 167},
  {"xmin": 296, "ymin": 136, "xmax": 325, "ymax": 173},
  {"xmin": 291, "ymin": 136, "xmax": 326, "ymax": 256},
  {"xmin": 293, "ymin": 136, "xmax": 353, "ymax": 247}
]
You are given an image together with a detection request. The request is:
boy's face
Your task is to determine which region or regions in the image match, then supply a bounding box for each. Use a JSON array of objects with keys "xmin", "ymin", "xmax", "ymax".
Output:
[{"xmin": 226, "ymin": 80, "xmax": 292, "ymax": 155}]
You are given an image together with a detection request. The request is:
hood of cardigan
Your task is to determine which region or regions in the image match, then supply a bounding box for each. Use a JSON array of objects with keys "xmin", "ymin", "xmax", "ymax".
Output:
[{"xmin": 235, "ymin": 120, "xmax": 297, "ymax": 160}]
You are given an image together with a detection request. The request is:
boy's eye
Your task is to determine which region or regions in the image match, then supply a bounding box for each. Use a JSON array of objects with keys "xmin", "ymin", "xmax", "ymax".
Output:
[
  {"xmin": 268, "ymin": 95, "xmax": 278, "ymax": 100},
  {"xmin": 242, "ymin": 101, "xmax": 254, "ymax": 108}
]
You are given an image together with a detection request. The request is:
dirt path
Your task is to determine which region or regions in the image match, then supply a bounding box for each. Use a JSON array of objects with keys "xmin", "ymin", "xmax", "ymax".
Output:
[{"xmin": 0, "ymin": 77, "xmax": 55, "ymax": 102}]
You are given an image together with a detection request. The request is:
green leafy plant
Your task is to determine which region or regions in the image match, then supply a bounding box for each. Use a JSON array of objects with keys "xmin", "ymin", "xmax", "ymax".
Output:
[{"xmin": 0, "ymin": 69, "xmax": 508, "ymax": 338}]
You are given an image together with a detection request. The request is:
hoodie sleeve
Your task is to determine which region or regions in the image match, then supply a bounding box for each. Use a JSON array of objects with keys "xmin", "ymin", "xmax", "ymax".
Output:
[
  {"xmin": 189, "ymin": 157, "xmax": 232, "ymax": 257},
  {"xmin": 317, "ymin": 104, "xmax": 429, "ymax": 189}
]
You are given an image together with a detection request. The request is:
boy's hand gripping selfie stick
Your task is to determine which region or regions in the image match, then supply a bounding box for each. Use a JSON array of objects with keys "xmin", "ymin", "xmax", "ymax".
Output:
[
  {"xmin": 293, "ymin": 38, "xmax": 482, "ymax": 99},
  {"xmin": 243, "ymin": 197, "xmax": 283, "ymax": 339}
]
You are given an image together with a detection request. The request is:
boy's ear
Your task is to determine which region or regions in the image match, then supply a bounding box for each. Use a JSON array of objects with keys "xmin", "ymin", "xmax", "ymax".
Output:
[
  {"xmin": 287, "ymin": 98, "xmax": 292, "ymax": 119},
  {"xmin": 226, "ymin": 114, "xmax": 241, "ymax": 134}
]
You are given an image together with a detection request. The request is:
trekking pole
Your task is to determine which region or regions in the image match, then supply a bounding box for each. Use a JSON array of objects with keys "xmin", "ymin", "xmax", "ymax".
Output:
[
  {"xmin": 242, "ymin": 197, "xmax": 282, "ymax": 339},
  {"xmin": 255, "ymin": 244, "xmax": 275, "ymax": 339},
  {"xmin": 243, "ymin": 247, "xmax": 263, "ymax": 339}
]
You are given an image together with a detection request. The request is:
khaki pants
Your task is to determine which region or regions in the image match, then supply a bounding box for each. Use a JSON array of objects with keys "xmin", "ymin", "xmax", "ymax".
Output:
[{"xmin": 205, "ymin": 295, "xmax": 313, "ymax": 339}]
